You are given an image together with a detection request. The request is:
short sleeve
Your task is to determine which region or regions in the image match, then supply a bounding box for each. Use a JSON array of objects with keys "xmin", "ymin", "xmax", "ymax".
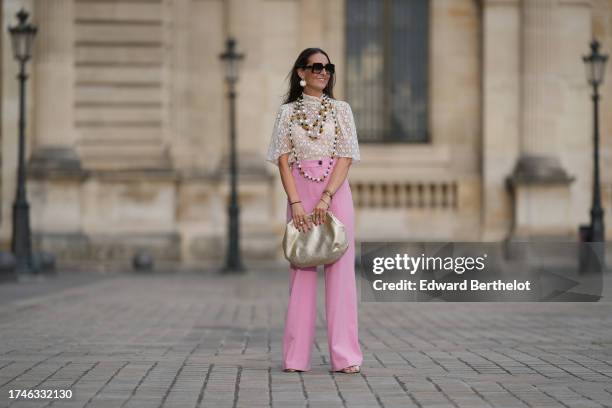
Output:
[
  {"xmin": 335, "ymin": 101, "xmax": 361, "ymax": 163},
  {"xmin": 266, "ymin": 104, "xmax": 292, "ymax": 167}
]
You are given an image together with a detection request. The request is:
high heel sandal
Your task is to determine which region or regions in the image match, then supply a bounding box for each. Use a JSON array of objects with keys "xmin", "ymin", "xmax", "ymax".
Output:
[
  {"xmin": 338, "ymin": 365, "xmax": 360, "ymax": 374},
  {"xmin": 283, "ymin": 368, "xmax": 304, "ymax": 373}
]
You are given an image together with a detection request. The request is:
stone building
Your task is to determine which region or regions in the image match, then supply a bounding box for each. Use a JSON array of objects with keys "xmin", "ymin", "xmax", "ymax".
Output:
[{"xmin": 0, "ymin": 0, "xmax": 611, "ymax": 267}]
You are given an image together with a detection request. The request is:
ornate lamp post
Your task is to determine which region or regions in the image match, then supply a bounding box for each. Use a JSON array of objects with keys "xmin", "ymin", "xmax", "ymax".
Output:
[
  {"xmin": 8, "ymin": 8, "xmax": 37, "ymax": 275},
  {"xmin": 580, "ymin": 39, "xmax": 608, "ymax": 273},
  {"xmin": 219, "ymin": 38, "xmax": 245, "ymax": 273}
]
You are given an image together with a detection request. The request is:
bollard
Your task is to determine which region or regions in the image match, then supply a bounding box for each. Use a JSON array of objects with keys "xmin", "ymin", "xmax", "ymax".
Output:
[
  {"xmin": 0, "ymin": 251, "xmax": 17, "ymax": 283},
  {"xmin": 132, "ymin": 250, "xmax": 154, "ymax": 272}
]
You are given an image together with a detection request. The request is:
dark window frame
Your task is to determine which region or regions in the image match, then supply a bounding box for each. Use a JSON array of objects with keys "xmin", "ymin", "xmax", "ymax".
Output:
[{"xmin": 345, "ymin": 0, "xmax": 430, "ymax": 144}]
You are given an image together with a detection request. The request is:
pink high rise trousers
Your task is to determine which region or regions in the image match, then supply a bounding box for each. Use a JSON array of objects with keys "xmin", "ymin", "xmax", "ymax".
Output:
[{"xmin": 282, "ymin": 156, "xmax": 363, "ymax": 372}]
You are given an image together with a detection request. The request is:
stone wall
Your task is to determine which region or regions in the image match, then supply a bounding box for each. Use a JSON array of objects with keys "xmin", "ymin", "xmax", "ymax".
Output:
[{"xmin": 0, "ymin": 0, "xmax": 610, "ymax": 268}]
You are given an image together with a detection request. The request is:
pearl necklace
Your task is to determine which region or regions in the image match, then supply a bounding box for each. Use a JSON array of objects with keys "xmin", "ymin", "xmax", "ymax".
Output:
[
  {"xmin": 294, "ymin": 93, "xmax": 333, "ymax": 139},
  {"xmin": 288, "ymin": 96, "xmax": 340, "ymax": 182}
]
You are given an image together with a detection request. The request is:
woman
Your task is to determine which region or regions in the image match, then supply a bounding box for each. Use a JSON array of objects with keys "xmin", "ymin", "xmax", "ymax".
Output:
[{"xmin": 266, "ymin": 48, "xmax": 363, "ymax": 374}]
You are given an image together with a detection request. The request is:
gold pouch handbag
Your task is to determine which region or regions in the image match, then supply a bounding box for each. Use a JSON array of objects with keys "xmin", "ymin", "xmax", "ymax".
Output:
[{"xmin": 282, "ymin": 211, "xmax": 349, "ymax": 268}]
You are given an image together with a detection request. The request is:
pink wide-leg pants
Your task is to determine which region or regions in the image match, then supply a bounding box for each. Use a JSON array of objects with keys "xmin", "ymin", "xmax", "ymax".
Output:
[{"xmin": 282, "ymin": 156, "xmax": 363, "ymax": 372}]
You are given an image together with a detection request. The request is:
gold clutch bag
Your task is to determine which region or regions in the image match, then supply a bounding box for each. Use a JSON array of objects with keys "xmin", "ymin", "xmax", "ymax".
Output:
[{"xmin": 282, "ymin": 211, "xmax": 349, "ymax": 268}]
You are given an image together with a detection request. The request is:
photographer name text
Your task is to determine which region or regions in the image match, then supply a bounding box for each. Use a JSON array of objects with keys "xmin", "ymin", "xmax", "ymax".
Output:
[{"xmin": 372, "ymin": 279, "xmax": 531, "ymax": 291}]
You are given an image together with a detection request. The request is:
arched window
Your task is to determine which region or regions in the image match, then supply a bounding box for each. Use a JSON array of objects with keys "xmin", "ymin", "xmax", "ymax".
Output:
[{"xmin": 346, "ymin": 0, "xmax": 429, "ymax": 143}]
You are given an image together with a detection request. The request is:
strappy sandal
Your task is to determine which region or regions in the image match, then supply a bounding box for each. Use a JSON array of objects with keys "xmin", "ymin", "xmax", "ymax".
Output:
[
  {"xmin": 337, "ymin": 365, "xmax": 360, "ymax": 374},
  {"xmin": 283, "ymin": 368, "xmax": 304, "ymax": 372}
]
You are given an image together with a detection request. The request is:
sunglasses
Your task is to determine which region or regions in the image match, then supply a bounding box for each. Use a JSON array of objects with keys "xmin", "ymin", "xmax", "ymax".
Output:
[{"xmin": 303, "ymin": 62, "xmax": 335, "ymax": 74}]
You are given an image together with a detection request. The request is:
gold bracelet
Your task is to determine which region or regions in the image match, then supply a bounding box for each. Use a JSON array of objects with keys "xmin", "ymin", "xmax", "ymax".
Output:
[{"xmin": 323, "ymin": 190, "xmax": 334, "ymax": 198}]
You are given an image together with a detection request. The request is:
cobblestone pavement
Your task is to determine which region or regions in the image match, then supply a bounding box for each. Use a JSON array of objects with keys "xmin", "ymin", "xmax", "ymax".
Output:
[{"xmin": 0, "ymin": 267, "xmax": 611, "ymax": 408}]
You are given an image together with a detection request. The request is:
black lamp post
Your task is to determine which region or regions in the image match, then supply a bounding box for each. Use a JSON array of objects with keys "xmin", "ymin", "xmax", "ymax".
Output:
[
  {"xmin": 8, "ymin": 8, "xmax": 37, "ymax": 275},
  {"xmin": 580, "ymin": 39, "xmax": 608, "ymax": 273},
  {"xmin": 219, "ymin": 38, "xmax": 245, "ymax": 273}
]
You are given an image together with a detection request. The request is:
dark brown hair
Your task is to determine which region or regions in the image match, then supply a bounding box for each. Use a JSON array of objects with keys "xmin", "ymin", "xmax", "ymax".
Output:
[{"xmin": 282, "ymin": 48, "xmax": 336, "ymax": 104}]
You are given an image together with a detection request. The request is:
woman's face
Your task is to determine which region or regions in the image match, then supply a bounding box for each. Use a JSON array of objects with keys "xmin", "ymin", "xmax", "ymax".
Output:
[{"xmin": 297, "ymin": 53, "xmax": 331, "ymax": 94}]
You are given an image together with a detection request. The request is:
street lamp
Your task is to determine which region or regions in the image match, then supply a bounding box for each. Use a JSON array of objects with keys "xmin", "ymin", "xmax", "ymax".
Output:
[
  {"xmin": 580, "ymin": 39, "xmax": 608, "ymax": 273},
  {"xmin": 219, "ymin": 37, "xmax": 245, "ymax": 273},
  {"xmin": 8, "ymin": 8, "xmax": 37, "ymax": 275}
]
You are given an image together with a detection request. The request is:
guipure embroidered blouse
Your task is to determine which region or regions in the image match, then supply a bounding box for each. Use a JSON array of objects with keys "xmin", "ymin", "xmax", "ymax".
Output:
[{"xmin": 266, "ymin": 92, "xmax": 361, "ymax": 167}]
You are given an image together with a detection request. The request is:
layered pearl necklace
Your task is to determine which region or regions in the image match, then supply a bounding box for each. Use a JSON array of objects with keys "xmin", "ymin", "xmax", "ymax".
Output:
[
  {"xmin": 294, "ymin": 93, "xmax": 333, "ymax": 139},
  {"xmin": 288, "ymin": 93, "xmax": 340, "ymax": 182}
]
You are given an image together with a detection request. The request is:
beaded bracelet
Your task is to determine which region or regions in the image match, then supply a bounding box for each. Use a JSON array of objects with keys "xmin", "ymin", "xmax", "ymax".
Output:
[{"xmin": 323, "ymin": 190, "xmax": 334, "ymax": 199}]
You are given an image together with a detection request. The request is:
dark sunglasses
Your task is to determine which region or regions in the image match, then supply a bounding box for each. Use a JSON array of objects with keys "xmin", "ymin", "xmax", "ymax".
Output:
[{"xmin": 303, "ymin": 62, "xmax": 335, "ymax": 74}]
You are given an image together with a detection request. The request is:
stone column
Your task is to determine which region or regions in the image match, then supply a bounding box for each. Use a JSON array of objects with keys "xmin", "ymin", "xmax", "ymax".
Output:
[
  {"xmin": 325, "ymin": 0, "xmax": 344, "ymax": 98},
  {"xmin": 27, "ymin": 0, "xmax": 85, "ymax": 247},
  {"xmin": 223, "ymin": 0, "xmax": 265, "ymax": 174},
  {"xmin": 521, "ymin": 0, "xmax": 560, "ymax": 156},
  {"xmin": 29, "ymin": 0, "xmax": 81, "ymax": 175},
  {"xmin": 506, "ymin": 0, "xmax": 575, "ymax": 238},
  {"xmin": 299, "ymin": 0, "xmax": 325, "ymax": 48},
  {"xmin": 0, "ymin": 2, "xmax": 3, "ymax": 229},
  {"xmin": 219, "ymin": 0, "xmax": 278, "ymax": 261},
  {"xmin": 481, "ymin": 0, "xmax": 521, "ymax": 240}
]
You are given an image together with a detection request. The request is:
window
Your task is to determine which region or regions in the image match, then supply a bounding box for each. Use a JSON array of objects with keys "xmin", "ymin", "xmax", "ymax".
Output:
[{"xmin": 346, "ymin": 0, "xmax": 429, "ymax": 143}]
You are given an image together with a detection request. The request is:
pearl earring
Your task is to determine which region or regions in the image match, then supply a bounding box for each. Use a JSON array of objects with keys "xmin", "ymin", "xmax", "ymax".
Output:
[{"xmin": 299, "ymin": 79, "xmax": 306, "ymax": 87}]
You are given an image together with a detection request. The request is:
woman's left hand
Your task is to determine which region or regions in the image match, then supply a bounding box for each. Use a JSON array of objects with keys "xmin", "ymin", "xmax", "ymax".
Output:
[{"xmin": 313, "ymin": 198, "xmax": 330, "ymax": 225}]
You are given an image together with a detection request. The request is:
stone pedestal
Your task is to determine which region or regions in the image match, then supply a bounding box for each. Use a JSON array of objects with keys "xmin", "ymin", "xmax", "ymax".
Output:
[{"xmin": 507, "ymin": 155, "xmax": 575, "ymax": 237}]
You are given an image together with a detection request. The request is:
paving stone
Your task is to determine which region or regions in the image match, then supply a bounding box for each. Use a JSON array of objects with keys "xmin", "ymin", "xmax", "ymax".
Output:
[{"xmin": 0, "ymin": 268, "xmax": 611, "ymax": 407}]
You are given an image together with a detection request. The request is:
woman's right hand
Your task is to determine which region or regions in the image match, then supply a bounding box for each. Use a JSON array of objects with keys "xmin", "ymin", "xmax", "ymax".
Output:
[{"xmin": 291, "ymin": 203, "xmax": 313, "ymax": 233}]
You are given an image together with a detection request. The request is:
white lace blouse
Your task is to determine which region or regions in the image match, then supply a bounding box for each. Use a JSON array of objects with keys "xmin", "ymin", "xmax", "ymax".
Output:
[{"xmin": 266, "ymin": 92, "xmax": 361, "ymax": 167}]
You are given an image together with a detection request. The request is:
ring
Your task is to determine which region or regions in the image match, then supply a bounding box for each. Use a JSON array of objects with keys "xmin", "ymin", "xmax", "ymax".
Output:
[{"xmin": 299, "ymin": 221, "xmax": 304, "ymax": 225}]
